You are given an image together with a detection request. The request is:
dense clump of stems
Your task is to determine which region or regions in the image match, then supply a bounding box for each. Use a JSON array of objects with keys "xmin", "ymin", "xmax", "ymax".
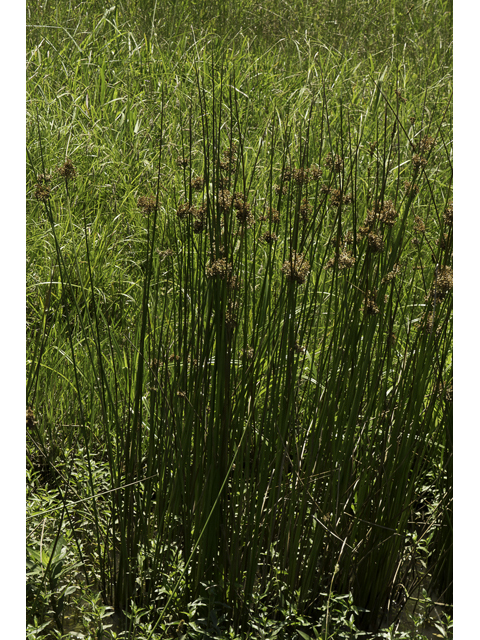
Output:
[{"xmin": 27, "ymin": 2, "xmax": 452, "ymax": 637}]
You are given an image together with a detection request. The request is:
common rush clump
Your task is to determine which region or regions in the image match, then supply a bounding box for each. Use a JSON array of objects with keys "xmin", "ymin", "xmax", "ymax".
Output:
[{"xmin": 27, "ymin": 1, "xmax": 452, "ymax": 638}]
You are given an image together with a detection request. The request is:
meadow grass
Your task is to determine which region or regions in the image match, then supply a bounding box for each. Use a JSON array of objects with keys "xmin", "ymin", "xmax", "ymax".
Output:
[{"xmin": 27, "ymin": 1, "xmax": 452, "ymax": 638}]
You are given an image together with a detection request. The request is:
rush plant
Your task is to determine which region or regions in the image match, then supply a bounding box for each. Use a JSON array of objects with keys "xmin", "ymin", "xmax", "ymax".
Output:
[{"xmin": 27, "ymin": 1, "xmax": 452, "ymax": 638}]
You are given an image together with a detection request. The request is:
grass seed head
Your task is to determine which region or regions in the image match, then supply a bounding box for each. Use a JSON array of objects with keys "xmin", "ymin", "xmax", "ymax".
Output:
[
  {"xmin": 444, "ymin": 201, "xmax": 453, "ymax": 226},
  {"xmin": 299, "ymin": 198, "xmax": 312, "ymax": 222},
  {"xmin": 414, "ymin": 216, "xmax": 426, "ymax": 234},
  {"xmin": 26, "ymin": 407, "xmax": 37, "ymax": 429},
  {"xmin": 379, "ymin": 200, "xmax": 398, "ymax": 226},
  {"xmin": 260, "ymin": 231, "xmax": 279, "ymax": 244},
  {"xmin": 367, "ymin": 232, "xmax": 385, "ymax": 253},
  {"xmin": 58, "ymin": 158, "xmax": 76, "ymax": 180},
  {"xmin": 218, "ymin": 189, "xmax": 233, "ymax": 212},
  {"xmin": 434, "ymin": 266, "xmax": 453, "ymax": 301},
  {"xmin": 35, "ymin": 183, "xmax": 51, "ymax": 202},
  {"xmin": 412, "ymin": 153, "xmax": 428, "ymax": 169},
  {"xmin": 281, "ymin": 251, "xmax": 311, "ymax": 284},
  {"xmin": 191, "ymin": 176, "xmax": 204, "ymax": 191},
  {"xmin": 325, "ymin": 152, "xmax": 343, "ymax": 173},
  {"xmin": 138, "ymin": 195, "xmax": 156, "ymax": 215},
  {"xmin": 364, "ymin": 290, "xmax": 380, "ymax": 315}
]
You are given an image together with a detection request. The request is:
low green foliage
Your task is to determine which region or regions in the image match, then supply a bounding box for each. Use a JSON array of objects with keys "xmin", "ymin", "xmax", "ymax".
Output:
[{"xmin": 27, "ymin": 1, "xmax": 452, "ymax": 638}]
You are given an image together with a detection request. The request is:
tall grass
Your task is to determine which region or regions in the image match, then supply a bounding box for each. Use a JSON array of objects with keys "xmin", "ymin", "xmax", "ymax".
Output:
[{"xmin": 27, "ymin": 1, "xmax": 452, "ymax": 637}]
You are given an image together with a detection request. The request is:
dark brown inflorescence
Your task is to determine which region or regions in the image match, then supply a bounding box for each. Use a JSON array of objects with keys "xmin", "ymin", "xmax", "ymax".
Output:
[
  {"xmin": 444, "ymin": 201, "xmax": 453, "ymax": 226},
  {"xmin": 233, "ymin": 192, "xmax": 254, "ymax": 226},
  {"xmin": 324, "ymin": 250, "xmax": 356, "ymax": 270},
  {"xmin": 260, "ymin": 232, "xmax": 279, "ymax": 244},
  {"xmin": 324, "ymin": 152, "xmax": 343, "ymax": 173},
  {"xmin": 26, "ymin": 407, "xmax": 37, "ymax": 430},
  {"xmin": 364, "ymin": 290, "xmax": 380, "ymax": 315},
  {"xmin": 58, "ymin": 158, "xmax": 76, "ymax": 180},
  {"xmin": 138, "ymin": 195, "xmax": 157, "ymax": 215},
  {"xmin": 281, "ymin": 251, "xmax": 311, "ymax": 285},
  {"xmin": 381, "ymin": 263, "xmax": 401, "ymax": 283},
  {"xmin": 433, "ymin": 266, "xmax": 453, "ymax": 302},
  {"xmin": 191, "ymin": 176, "xmax": 204, "ymax": 191}
]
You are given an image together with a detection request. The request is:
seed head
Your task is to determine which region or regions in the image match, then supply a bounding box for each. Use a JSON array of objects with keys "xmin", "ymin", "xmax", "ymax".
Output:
[
  {"xmin": 413, "ymin": 216, "xmax": 425, "ymax": 234},
  {"xmin": 58, "ymin": 158, "xmax": 76, "ymax": 180},
  {"xmin": 434, "ymin": 266, "xmax": 453, "ymax": 301},
  {"xmin": 233, "ymin": 192, "xmax": 254, "ymax": 226},
  {"xmin": 417, "ymin": 135, "xmax": 435, "ymax": 156},
  {"xmin": 281, "ymin": 251, "xmax": 311, "ymax": 285},
  {"xmin": 192, "ymin": 205, "xmax": 207, "ymax": 233},
  {"xmin": 325, "ymin": 153, "xmax": 343, "ymax": 173},
  {"xmin": 364, "ymin": 290, "xmax": 380, "ymax": 315},
  {"xmin": 35, "ymin": 183, "xmax": 51, "ymax": 202},
  {"xmin": 26, "ymin": 407, "xmax": 37, "ymax": 429},
  {"xmin": 367, "ymin": 232, "xmax": 385, "ymax": 253},
  {"xmin": 138, "ymin": 195, "xmax": 156, "ymax": 215},
  {"xmin": 260, "ymin": 232, "xmax": 279, "ymax": 244},
  {"xmin": 443, "ymin": 201, "xmax": 453, "ymax": 226},
  {"xmin": 381, "ymin": 263, "xmax": 401, "ymax": 283},
  {"xmin": 379, "ymin": 200, "xmax": 398, "ymax": 226},
  {"xmin": 299, "ymin": 198, "xmax": 312, "ymax": 223},
  {"xmin": 217, "ymin": 189, "xmax": 233, "ymax": 212},
  {"xmin": 412, "ymin": 153, "xmax": 427, "ymax": 169},
  {"xmin": 191, "ymin": 177, "xmax": 204, "ymax": 191}
]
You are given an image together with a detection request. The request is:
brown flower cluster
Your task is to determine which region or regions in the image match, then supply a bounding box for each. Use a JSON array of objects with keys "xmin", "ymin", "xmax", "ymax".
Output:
[
  {"xmin": 329, "ymin": 189, "xmax": 353, "ymax": 208},
  {"xmin": 283, "ymin": 165, "xmax": 323, "ymax": 184},
  {"xmin": 443, "ymin": 201, "xmax": 453, "ymax": 226},
  {"xmin": 299, "ymin": 198, "xmax": 313, "ymax": 223},
  {"xmin": 206, "ymin": 258, "xmax": 238, "ymax": 289},
  {"xmin": 364, "ymin": 290, "xmax": 380, "ymax": 315},
  {"xmin": 192, "ymin": 205, "xmax": 207, "ymax": 233},
  {"xmin": 416, "ymin": 135, "xmax": 435, "ymax": 156},
  {"xmin": 176, "ymin": 201, "xmax": 208, "ymax": 232},
  {"xmin": 225, "ymin": 300, "xmax": 239, "ymax": 330},
  {"xmin": 35, "ymin": 174, "xmax": 51, "ymax": 202},
  {"xmin": 138, "ymin": 195, "xmax": 157, "ymax": 215},
  {"xmin": 381, "ymin": 263, "xmax": 401, "ymax": 283},
  {"xmin": 233, "ymin": 192, "xmax": 254, "ymax": 226},
  {"xmin": 358, "ymin": 201, "xmax": 397, "ymax": 241},
  {"xmin": 325, "ymin": 250, "xmax": 356, "ymax": 270},
  {"xmin": 26, "ymin": 407, "xmax": 37, "ymax": 429},
  {"xmin": 260, "ymin": 232, "xmax": 279, "ymax": 244},
  {"xmin": 281, "ymin": 251, "xmax": 311, "ymax": 285},
  {"xmin": 220, "ymin": 144, "xmax": 238, "ymax": 173},
  {"xmin": 217, "ymin": 189, "xmax": 233, "ymax": 212},
  {"xmin": 412, "ymin": 153, "xmax": 428, "ymax": 169},
  {"xmin": 58, "ymin": 158, "xmax": 76, "ymax": 180},
  {"xmin": 367, "ymin": 232, "xmax": 385, "ymax": 253},
  {"xmin": 413, "ymin": 216, "xmax": 425, "ymax": 234},
  {"xmin": 259, "ymin": 207, "xmax": 280, "ymax": 224},
  {"xmin": 176, "ymin": 156, "xmax": 188, "ymax": 168},
  {"xmin": 324, "ymin": 153, "xmax": 343, "ymax": 173},
  {"xmin": 378, "ymin": 200, "xmax": 397, "ymax": 226},
  {"xmin": 433, "ymin": 266, "xmax": 453, "ymax": 301},
  {"xmin": 191, "ymin": 176, "xmax": 204, "ymax": 191}
]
